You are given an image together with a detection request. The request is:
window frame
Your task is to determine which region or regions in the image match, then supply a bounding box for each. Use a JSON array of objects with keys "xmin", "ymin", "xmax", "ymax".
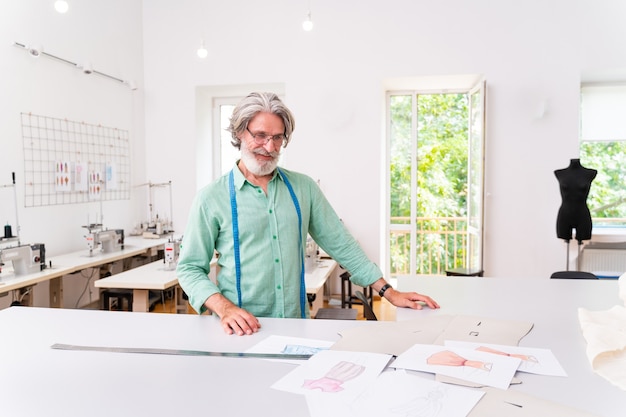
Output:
[
  {"xmin": 385, "ymin": 83, "xmax": 485, "ymax": 277},
  {"xmin": 579, "ymin": 83, "xmax": 626, "ymax": 228}
]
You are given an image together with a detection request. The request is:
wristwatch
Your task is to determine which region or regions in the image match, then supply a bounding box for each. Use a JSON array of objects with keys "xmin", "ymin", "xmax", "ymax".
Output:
[{"xmin": 378, "ymin": 283, "xmax": 392, "ymax": 298}]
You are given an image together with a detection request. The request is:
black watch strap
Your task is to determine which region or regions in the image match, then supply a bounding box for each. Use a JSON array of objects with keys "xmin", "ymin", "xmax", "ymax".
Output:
[{"xmin": 378, "ymin": 283, "xmax": 392, "ymax": 298}]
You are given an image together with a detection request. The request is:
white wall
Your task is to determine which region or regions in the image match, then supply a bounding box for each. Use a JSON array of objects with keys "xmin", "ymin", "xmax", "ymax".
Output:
[
  {"xmin": 0, "ymin": 0, "xmax": 145, "ymax": 307},
  {"xmin": 2, "ymin": 0, "xmax": 626, "ymax": 309},
  {"xmin": 142, "ymin": 0, "xmax": 626, "ymax": 279}
]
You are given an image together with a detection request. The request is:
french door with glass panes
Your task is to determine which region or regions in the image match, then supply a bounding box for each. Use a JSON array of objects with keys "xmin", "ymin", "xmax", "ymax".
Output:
[{"xmin": 387, "ymin": 81, "xmax": 485, "ymax": 276}]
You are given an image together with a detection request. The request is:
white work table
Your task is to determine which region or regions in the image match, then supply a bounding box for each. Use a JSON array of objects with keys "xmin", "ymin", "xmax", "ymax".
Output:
[
  {"xmin": 94, "ymin": 259, "xmax": 180, "ymax": 312},
  {"xmin": 0, "ymin": 236, "xmax": 169, "ymax": 306},
  {"xmin": 0, "ymin": 306, "xmax": 370, "ymax": 417},
  {"xmin": 305, "ymin": 258, "xmax": 337, "ymax": 316},
  {"xmin": 396, "ymin": 275, "xmax": 625, "ymax": 417},
  {"xmin": 50, "ymin": 235, "xmax": 168, "ymax": 273},
  {"xmin": 1, "ymin": 277, "xmax": 622, "ymax": 417}
]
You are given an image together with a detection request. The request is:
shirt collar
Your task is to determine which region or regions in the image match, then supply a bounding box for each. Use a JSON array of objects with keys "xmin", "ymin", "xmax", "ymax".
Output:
[{"xmin": 232, "ymin": 160, "xmax": 282, "ymax": 190}]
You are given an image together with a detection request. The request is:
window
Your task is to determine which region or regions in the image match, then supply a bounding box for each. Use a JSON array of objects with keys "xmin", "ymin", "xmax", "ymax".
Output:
[
  {"xmin": 387, "ymin": 80, "xmax": 485, "ymax": 277},
  {"xmin": 212, "ymin": 98, "xmax": 241, "ymax": 179},
  {"xmin": 580, "ymin": 84, "xmax": 626, "ymax": 227}
]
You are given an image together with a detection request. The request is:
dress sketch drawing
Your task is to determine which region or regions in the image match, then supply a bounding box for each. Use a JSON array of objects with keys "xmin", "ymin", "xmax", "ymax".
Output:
[{"xmin": 302, "ymin": 361, "xmax": 365, "ymax": 393}]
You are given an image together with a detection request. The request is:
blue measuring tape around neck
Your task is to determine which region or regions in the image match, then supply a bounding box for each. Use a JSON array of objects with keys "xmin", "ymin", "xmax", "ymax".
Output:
[{"xmin": 228, "ymin": 168, "xmax": 307, "ymax": 318}]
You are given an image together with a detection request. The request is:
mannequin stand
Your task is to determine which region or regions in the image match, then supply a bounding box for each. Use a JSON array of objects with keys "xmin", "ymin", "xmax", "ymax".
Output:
[
  {"xmin": 563, "ymin": 239, "xmax": 584, "ymax": 271},
  {"xmin": 565, "ymin": 239, "xmax": 570, "ymax": 271}
]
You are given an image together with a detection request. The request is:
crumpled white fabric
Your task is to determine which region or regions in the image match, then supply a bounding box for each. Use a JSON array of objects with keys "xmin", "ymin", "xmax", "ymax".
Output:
[{"xmin": 578, "ymin": 273, "xmax": 626, "ymax": 391}]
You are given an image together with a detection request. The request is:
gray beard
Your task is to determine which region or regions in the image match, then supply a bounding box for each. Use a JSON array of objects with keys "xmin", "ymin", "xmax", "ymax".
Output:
[{"xmin": 240, "ymin": 142, "xmax": 280, "ymax": 176}]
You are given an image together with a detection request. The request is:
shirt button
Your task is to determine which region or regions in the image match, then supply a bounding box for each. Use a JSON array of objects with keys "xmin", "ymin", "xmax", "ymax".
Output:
[
  {"xmin": 274, "ymin": 259, "xmax": 279, "ymax": 263},
  {"xmin": 273, "ymin": 235, "xmax": 277, "ymax": 239},
  {"xmin": 269, "ymin": 209, "xmax": 273, "ymax": 214},
  {"xmin": 257, "ymin": 189, "xmax": 262, "ymax": 193},
  {"xmin": 277, "ymin": 284, "xmax": 281, "ymax": 290}
]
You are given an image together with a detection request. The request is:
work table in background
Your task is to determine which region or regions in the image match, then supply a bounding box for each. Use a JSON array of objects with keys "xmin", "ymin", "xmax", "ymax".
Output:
[
  {"xmin": 94, "ymin": 256, "xmax": 336, "ymax": 314},
  {"xmin": 0, "ymin": 236, "xmax": 169, "ymax": 307},
  {"xmin": 1, "ymin": 239, "xmax": 337, "ymax": 314}
]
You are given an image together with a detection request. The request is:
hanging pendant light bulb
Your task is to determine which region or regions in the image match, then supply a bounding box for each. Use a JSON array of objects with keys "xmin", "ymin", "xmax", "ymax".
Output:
[
  {"xmin": 302, "ymin": 11, "xmax": 313, "ymax": 31},
  {"xmin": 196, "ymin": 40, "xmax": 208, "ymax": 59},
  {"xmin": 54, "ymin": 1, "xmax": 69, "ymax": 14}
]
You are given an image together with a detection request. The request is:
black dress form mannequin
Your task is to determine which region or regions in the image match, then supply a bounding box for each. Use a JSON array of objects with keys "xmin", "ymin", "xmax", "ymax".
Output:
[
  {"xmin": 554, "ymin": 159, "xmax": 597, "ymax": 242},
  {"xmin": 554, "ymin": 159, "xmax": 597, "ymax": 269}
]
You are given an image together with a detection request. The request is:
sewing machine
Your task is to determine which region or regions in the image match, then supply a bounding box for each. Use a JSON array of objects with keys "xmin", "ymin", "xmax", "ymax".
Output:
[
  {"xmin": 0, "ymin": 243, "xmax": 46, "ymax": 275},
  {"xmin": 133, "ymin": 181, "xmax": 174, "ymax": 238},
  {"xmin": 163, "ymin": 237, "xmax": 181, "ymax": 270},
  {"xmin": 84, "ymin": 225, "xmax": 124, "ymax": 256},
  {"xmin": 99, "ymin": 229, "xmax": 124, "ymax": 253}
]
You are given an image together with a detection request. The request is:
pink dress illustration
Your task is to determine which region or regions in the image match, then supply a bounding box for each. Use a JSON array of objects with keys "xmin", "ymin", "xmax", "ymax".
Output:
[
  {"xmin": 426, "ymin": 350, "xmax": 492, "ymax": 371},
  {"xmin": 302, "ymin": 361, "xmax": 365, "ymax": 392}
]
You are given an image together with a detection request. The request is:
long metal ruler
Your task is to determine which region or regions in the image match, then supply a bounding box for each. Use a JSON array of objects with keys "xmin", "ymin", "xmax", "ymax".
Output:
[{"xmin": 51, "ymin": 343, "xmax": 312, "ymax": 360}]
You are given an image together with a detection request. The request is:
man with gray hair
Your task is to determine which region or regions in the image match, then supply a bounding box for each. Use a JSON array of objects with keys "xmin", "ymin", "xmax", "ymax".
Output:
[{"xmin": 177, "ymin": 92, "xmax": 439, "ymax": 336}]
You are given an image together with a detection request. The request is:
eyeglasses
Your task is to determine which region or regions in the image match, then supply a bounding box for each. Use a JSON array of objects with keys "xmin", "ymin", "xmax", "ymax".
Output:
[{"xmin": 246, "ymin": 127, "xmax": 286, "ymax": 146}]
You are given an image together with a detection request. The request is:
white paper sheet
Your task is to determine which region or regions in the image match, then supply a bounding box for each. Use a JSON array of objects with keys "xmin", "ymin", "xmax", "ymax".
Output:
[
  {"xmin": 444, "ymin": 340, "xmax": 567, "ymax": 376},
  {"xmin": 245, "ymin": 335, "xmax": 334, "ymax": 365},
  {"xmin": 74, "ymin": 161, "xmax": 88, "ymax": 192},
  {"xmin": 55, "ymin": 160, "xmax": 71, "ymax": 192},
  {"xmin": 307, "ymin": 369, "xmax": 485, "ymax": 417},
  {"xmin": 105, "ymin": 162, "xmax": 117, "ymax": 190},
  {"xmin": 392, "ymin": 344, "xmax": 521, "ymax": 390},
  {"xmin": 271, "ymin": 349, "xmax": 392, "ymax": 401}
]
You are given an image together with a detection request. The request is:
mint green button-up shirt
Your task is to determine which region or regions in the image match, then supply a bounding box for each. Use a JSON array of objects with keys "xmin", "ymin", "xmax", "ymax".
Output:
[{"xmin": 176, "ymin": 164, "xmax": 383, "ymax": 318}]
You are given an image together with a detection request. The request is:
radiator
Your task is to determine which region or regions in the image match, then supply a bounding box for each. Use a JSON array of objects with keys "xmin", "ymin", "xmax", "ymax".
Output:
[{"xmin": 580, "ymin": 243, "xmax": 626, "ymax": 278}]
